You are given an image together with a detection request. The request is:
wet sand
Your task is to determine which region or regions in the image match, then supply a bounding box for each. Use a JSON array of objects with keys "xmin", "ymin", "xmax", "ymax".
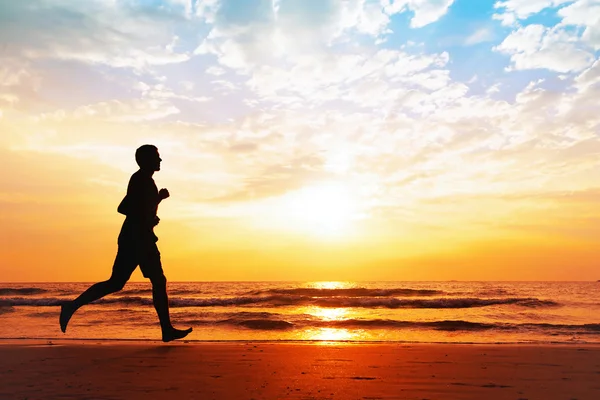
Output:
[{"xmin": 1, "ymin": 341, "xmax": 599, "ymax": 399}]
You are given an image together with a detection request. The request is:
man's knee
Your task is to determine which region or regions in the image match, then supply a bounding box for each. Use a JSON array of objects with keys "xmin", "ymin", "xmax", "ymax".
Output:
[
  {"xmin": 150, "ymin": 274, "xmax": 167, "ymax": 288},
  {"xmin": 107, "ymin": 277, "xmax": 128, "ymax": 292}
]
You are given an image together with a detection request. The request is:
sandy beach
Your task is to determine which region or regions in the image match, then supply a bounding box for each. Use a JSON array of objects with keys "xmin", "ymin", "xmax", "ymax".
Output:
[{"xmin": 1, "ymin": 341, "xmax": 599, "ymax": 399}]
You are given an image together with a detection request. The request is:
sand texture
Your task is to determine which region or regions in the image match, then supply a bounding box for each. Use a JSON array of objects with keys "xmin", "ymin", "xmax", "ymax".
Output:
[{"xmin": 1, "ymin": 341, "xmax": 599, "ymax": 399}]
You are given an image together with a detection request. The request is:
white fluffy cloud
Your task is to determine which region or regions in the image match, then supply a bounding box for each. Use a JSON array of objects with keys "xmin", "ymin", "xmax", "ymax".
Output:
[
  {"xmin": 495, "ymin": 24, "xmax": 595, "ymax": 72},
  {"xmin": 383, "ymin": 0, "xmax": 455, "ymax": 28},
  {"xmin": 493, "ymin": 0, "xmax": 572, "ymax": 26},
  {"xmin": 558, "ymin": 0, "xmax": 600, "ymax": 49},
  {"xmin": 195, "ymin": 0, "xmax": 455, "ymax": 71},
  {"xmin": 193, "ymin": 0, "xmax": 456, "ymax": 111},
  {"xmin": 494, "ymin": 0, "xmax": 600, "ymax": 74}
]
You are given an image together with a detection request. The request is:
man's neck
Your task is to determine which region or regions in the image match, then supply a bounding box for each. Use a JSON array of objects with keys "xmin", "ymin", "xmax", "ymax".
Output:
[{"xmin": 138, "ymin": 168, "xmax": 155, "ymax": 177}]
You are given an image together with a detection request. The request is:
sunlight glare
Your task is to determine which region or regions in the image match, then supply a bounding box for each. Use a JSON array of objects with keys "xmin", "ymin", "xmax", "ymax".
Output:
[
  {"xmin": 324, "ymin": 150, "xmax": 353, "ymax": 174},
  {"xmin": 302, "ymin": 328, "xmax": 359, "ymax": 342},
  {"xmin": 310, "ymin": 281, "xmax": 353, "ymax": 290},
  {"xmin": 306, "ymin": 307, "xmax": 349, "ymax": 321},
  {"xmin": 273, "ymin": 182, "xmax": 361, "ymax": 237}
]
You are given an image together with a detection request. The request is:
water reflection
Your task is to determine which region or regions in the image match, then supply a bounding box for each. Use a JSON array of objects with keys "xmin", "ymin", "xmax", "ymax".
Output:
[
  {"xmin": 308, "ymin": 281, "xmax": 355, "ymax": 290},
  {"xmin": 305, "ymin": 306, "xmax": 349, "ymax": 321},
  {"xmin": 300, "ymin": 305, "xmax": 365, "ymax": 341},
  {"xmin": 301, "ymin": 327, "xmax": 360, "ymax": 342}
]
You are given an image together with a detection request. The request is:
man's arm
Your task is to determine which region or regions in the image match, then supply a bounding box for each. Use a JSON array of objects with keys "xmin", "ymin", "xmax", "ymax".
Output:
[
  {"xmin": 158, "ymin": 188, "xmax": 170, "ymax": 203},
  {"xmin": 153, "ymin": 188, "xmax": 170, "ymax": 226},
  {"xmin": 117, "ymin": 195, "xmax": 130, "ymax": 215}
]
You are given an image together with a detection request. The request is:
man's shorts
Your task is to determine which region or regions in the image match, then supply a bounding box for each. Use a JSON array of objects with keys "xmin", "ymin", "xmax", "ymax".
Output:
[{"xmin": 111, "ymin": 240, "xmax": 165, "ymax": 281}]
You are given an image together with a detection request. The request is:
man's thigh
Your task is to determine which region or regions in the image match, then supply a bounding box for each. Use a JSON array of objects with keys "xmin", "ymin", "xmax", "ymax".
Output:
[
  {"xmin": 110, "ymin": 248, "xmax": 138, "ymax": 282},
  {"xmin": 138, "ymin": 242, "xmax": 165, "ymax": 281}
]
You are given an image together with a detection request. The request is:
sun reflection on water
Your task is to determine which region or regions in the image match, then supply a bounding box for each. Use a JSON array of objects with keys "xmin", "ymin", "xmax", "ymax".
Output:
[
  {"xmin": 308, "ymin": 281, "xmax": 356, "ymax": 289},
  {"xmin": 306, "ymin": 306, "xmax": 349, "ymax": 321},
  {"xmin": 298, "ymin": 282, "xmax": 367, "ymax": 342},
  {"xmin": 301, "ymin": 327, "xmax": 360, "ymax": 342}
]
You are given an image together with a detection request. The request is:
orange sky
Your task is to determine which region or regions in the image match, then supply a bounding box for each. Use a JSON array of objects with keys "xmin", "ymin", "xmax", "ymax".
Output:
[
  {"xmin": 2, "ymin": 0, "xmax": 600, "ymax": 282},
  {"xmin": 2, "ymin": 142, "xmax": 599, "ymax": 281}
]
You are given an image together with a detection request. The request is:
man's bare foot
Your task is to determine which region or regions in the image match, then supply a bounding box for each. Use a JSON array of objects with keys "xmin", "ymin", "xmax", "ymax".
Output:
[
  {"xmin": 162, "ymin": 327, "xmax": 192, "ymax": 342},
  {"xmin": 59, "ymin": 302, "xmax": 74, "ymax": 333}
]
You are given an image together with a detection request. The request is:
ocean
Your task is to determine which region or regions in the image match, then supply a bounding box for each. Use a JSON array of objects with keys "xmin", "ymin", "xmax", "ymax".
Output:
[{"xmin": 1, "ymin": 281, "xmax": 599, "ymax": 343}]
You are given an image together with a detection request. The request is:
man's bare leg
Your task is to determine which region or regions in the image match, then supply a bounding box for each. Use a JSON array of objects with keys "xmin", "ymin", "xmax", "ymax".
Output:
[
  {"xmin": 150, "ymin": 275, "xmax": 192, "ymax": 342},
  {"xmin": 60, "ymin": 278, "xmax": 126, "ymax": 333}
]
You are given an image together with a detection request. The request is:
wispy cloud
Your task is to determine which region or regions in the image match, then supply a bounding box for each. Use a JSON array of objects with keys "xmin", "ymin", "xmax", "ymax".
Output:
[{"xmin": 465, "ymin": 27, "xmax": 495, "ymax": 45}]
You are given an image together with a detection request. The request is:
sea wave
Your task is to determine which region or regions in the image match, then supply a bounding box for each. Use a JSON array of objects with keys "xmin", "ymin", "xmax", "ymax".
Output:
[
  {"xmin": 0, "ymin": 295, "xmax": 560, "ymax": 309},
  {"xmin": 0, "ymin": 288, "xmax": 48, "ymax": 295},
  {"xmin": 117, "ymin": 288, "xmax": 223, "ymax": 296},
  {"xmin": 0, "ymin": 306, "xmax": 15, "ymax": 315},
  {"xmin": 26, "ymin": 311, "xmax": 58, "ymax": 318},
  {"xmin": 226, "ymin": 319, "xmax": 294, "ymax": 330},
  {"xmin": 324, "ymin": 319, "xmax": 600, "ymax": 333},
  {"xmin": 304, "ymin": 297, "xmax": 559, "ymax": 309},
  {"xmin": 124, "ymin": 314, "xmax": 600, "ymax": 334},
  {"xmin": 119, "ymin": 288, "xmax": 153, "ymax": 296},
  {"xmin": 476, "ymin": 288, "xmax": 512, "ymax": 296},
  {"xmin": 250, "ymin": 288, "xmax": 444, "ymax": 297},
  {"xmin": 328, "ymin": 319, "xmax": 600, "ymax": 334},
  {"xmin": 314, "ymin": 319, "xmax": 500, "ymax": 331}
]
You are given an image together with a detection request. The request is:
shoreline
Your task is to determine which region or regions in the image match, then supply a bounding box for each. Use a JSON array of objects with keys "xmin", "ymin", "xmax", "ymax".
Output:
[{"xmin": 2, "ymin": 337, "xmax": 600, "ymax": 346}]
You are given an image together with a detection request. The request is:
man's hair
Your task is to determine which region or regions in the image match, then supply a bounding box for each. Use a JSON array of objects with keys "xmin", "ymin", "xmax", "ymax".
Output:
[{"xmin": 135, "ymin": 144, "xmax": 158, "ymax": 167}]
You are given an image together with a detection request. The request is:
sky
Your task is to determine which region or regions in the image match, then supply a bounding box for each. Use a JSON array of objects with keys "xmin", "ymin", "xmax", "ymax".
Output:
[{"xmin": 1, "ymin": 0, "xmax": 600, "ymax": 282}]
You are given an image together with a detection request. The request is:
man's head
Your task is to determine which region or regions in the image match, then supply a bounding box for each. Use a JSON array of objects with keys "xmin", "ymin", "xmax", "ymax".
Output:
[{"xmin": 135, "ymin": 144, "xmax": 161, "ymax": 171}]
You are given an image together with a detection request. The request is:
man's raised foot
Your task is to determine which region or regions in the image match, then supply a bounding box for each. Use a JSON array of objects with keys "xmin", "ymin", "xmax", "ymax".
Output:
[{"xmin": 59, "ymin": 302, "xmax": 74, "ymax": 333}]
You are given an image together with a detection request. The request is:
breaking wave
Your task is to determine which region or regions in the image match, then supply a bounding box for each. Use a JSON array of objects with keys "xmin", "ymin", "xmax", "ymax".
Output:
[
  {"xmin": 0, "ymin": 295, "xmax": 559, "ymax": 309},
  {"xmin": 123, "ymin": 312, "xmax": 600, "ymax": 334},
  {"xmin": 250, "ymin": 288, "xmax": 444, "ymax": 297}
]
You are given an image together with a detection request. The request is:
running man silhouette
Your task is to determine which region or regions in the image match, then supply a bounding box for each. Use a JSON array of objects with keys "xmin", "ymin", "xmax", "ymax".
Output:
[{"xmin": 59, "ymin": 144, "xmax": 192, "ymax": 342}]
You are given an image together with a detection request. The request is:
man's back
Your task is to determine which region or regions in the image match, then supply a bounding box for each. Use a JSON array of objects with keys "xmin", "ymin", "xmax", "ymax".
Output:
[{"xmin": 118, "ymin": 170, "xmax": 160, "ymax": 244}]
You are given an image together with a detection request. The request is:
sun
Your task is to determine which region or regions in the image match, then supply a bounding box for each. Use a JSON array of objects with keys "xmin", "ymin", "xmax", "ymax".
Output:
[{"xmin": 268, "ymin": 182, "xmax": 362, "ymax": 238}]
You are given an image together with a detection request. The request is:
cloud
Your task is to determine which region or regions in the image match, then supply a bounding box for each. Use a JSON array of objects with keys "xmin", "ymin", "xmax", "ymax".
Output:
[
  {"xmin": 574, "ymin": 59, "xmax": 600, "ymax": 89},
  {"xmin": 207, "ymin": 154, "xmax": 329, "ymax": 202},
  {"xmin": 493, "ymin": 0, "xmax": 600, "ymax": 76},
  {"xmin": 493, "ymin": 0, "xmax": 573, "ymax": 26},
  {"xmin": 0, "ymin": 61, "xmax": 42, "ymax": 110},
  {"xmin": 383, "ymin": 0, "xmax": 456, "ymax": 28},
  {"xmin": 558, "ymin": 0, "xmax": 600, "ymax": 49},
  {"xmin": 243, "ymin": 48, "xmax": 450, "ymax": 107},
  {"xmin": 465, "ymin": 27, "xmax": 495, "ymax": 45},
  {"xmin": 73, "ymin": 99, "xmax": 180, "ymax": 122},
  {"xmin": 206, "ymin": 66, "xmax": 226, "ymax": 76},
  {"xmin": 29, "ymin": 80, "xmax": 209, "ymax": 123},
  {"xmin": 494, "ymin": 24, "xmax": 595, "ymax": 72},
  {"xmin": 195, "ymin": 0, "xmax": 363, "ymax": 70},
  {"xmin": 196, "ymin": 0, "xmax": 453, "ymax": 72},
  {"xmin": 190, "ymin": 0, "xmax": 460, "ymax": 115},
  {"xmin": 0, "ymin": 1, "xmax": 192, "ymax": 69}
]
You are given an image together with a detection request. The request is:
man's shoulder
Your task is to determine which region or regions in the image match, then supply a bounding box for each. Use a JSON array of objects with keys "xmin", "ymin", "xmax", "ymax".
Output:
[{"xmin": 130, "ymin": 170, "xmax": 154, "ymax": 184}]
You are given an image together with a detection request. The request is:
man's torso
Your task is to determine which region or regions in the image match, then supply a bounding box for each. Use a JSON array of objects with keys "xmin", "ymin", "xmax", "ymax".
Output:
[{"xmin": 118, "ymin": 170, "xmax": 160, "ymax": 246}]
